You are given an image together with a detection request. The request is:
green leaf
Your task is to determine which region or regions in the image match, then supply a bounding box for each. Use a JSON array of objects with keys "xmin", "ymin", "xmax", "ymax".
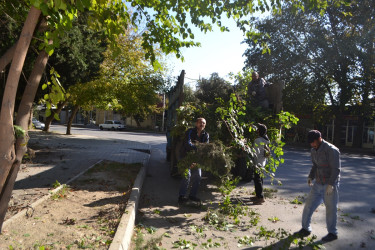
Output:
[
  {"xmin": 82, "ymin": 0, "xmax": 91, "ymax": 8},
  {"xmin": 54, "ymin": 0, "xmax": 61, "ymax": 10},
  {"xmin": 54, "ymin": 113, "xmax": 60, "ymax": 121},
  {"xmin": 32, "ymin": 0, "xmax": 42, "ymax": 8},
  {"xmin": 59, "ymin": 0, "xmax": 67, "ymax": 10},
  {"xmin": 45, "ymin": 109, "xmax": 52, "ymax": 117},
  {"xmin": 152, "ymin": 60, "xmax": 162, "ymax": 71},
  {"xmin": 48, "ymin": 48, "xmax": 54, "ymax": 56},
  {"xmin": 44, "ymin": 94, "xmax": 49, "ymax": 100},
  {"xmin": 42, "ymin": 84, "xmax": 48, "ymax": 90}
]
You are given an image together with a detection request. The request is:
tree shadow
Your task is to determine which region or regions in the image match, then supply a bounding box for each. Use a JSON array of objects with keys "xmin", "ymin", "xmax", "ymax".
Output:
[{"xmin": 243, "ymin": 235, "xmax": 324, "ymax": 250}]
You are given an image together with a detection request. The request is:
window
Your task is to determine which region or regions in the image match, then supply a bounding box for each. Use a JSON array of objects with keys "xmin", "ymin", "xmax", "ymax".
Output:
[
  {"xmin": 114, "ymin": 121, "xmax": 121, "ymax": 124},
  {"xmin": 326, "ymin": 125, "xmax": 334, "ymax": 142},
  {"xmin": 347, "ymin": 126, "xmax": 357, "ymax": 143},
  {"xmin": 105, "ymin": 121, "xmax": 113, "ymax": 124},
  {"xmin": 363, "ymin": 127, "xmax": 374, "ymax": 144}
]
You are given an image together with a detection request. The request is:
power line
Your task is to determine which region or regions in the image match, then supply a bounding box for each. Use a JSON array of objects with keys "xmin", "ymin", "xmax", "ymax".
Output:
[{"xmin": 185, "ymin": 76, "xmax": 200, "ymax": 81}]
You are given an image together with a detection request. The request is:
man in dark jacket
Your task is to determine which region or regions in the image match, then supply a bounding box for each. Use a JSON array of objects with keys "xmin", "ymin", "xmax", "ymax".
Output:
[
  {"xmin": 248, "ymin": 71, "xmax": 269, "ymax": 108},
  {"xmin": 296, "ymin": 130, "xmax": 341, "ymax": 242},
  {"xmin": 178, "ymin": 118, "xmax": 209, "ymax": 204}
]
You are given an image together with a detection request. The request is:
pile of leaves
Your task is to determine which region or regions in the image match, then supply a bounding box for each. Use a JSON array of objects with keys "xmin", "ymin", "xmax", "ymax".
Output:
[{"xmin": 177, "ymin": 141, "xmax": 234, "ymax": 179}]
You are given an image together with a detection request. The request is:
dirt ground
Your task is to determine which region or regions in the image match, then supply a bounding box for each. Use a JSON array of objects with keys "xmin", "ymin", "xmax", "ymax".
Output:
[
  {"xmin": 6, "ymin": 131, "xmax": 99, "ymax": 221},
  {"xmin": 0, "ymin": 161, "xmax": 141, "ymax": 249}
]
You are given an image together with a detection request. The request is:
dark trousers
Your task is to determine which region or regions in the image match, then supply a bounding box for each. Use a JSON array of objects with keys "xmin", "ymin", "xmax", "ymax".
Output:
[
  {"xmin": 254, "ymin": 171, "xmax": 264, "ymax": 198},
  {"xmin": 179, "ymin": 168, "xmax": 201, "ymax": 198}
]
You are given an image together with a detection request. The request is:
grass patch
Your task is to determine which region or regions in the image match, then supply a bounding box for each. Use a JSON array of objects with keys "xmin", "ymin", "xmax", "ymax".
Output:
[{"xmin": 87, "ymin": 161, "xmax": 141, "ymax": 176}]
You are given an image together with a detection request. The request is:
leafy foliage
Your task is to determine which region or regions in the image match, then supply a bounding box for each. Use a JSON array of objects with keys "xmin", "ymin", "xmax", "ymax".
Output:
[
  {"xmin": 67, "ymin": 30, "xmax": 167, "ymax": 123},
  {"xmin": 41, "ymin": 68, "xmax": 67, "ymax": 119},
  {"xmin": 47, "ymin": 13, "xmax": 107, "ymax": 89},
  {"xmin": 177, "ymin": 141, "xmax": 234, "ymax": 179},
  {"xmin": 243, "ymin": 1, "xmax": 374, "ymax": 145},
  {"xmin": 216, "ymin": 92, "xmax": 298, "ymax": 182}
]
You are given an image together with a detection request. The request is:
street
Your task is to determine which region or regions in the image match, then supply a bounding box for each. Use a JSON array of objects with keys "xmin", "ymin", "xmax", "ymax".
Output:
[{"xmin": 49, "ymin": 125, "xmax": 166, "ymax": 146}]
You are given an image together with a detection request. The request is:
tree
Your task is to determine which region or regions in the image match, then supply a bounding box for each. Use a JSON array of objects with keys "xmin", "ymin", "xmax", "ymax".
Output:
[
  {"xmin": 42, "ymin": 15, "xmax": 107, "ymax": 132},
  {"xmin": 196, "ymin": 73, "xmax": 233, "ymax": 104},
  {"xmin": 183, "ymin": 85, "xmax": 198, "ymax": 103},
  {"xmin": 348, "ymin": 0, "xmax": 375, "ymax": 147},
  {"xmin": 65, "ymin": 30, "xmax": 167, "ymax": 130},
  {"xmin": 243, "ymin": 1, "xmax": 374, "ymax": 146}
]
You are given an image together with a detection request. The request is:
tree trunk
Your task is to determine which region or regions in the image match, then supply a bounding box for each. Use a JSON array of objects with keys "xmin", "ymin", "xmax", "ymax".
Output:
[
  {"xmin": 0, "ymin": 44, "xmax": 16, "ymax": 73},
  {"xmin": 352, "ymin": 115, "xmax": 364, "ymax": 148},
  {"xmin": 134, "ymin": 116, "xmax": 142, "ymax": 127},
  {"xmin": 0, "ymin": 6, "xmax": 41, "ymax": 196},
  {"xmin": 333, "ymin": 113, "xmax": 343, "ymax": 147},
  {"xmin": 66, "ymin": 105, "xmax": 79, "ymax": 135},
  {"xmin": 43, "ymin": 100, "xmax": 68, "ymax": 132},
  {"xmin": 0, "ymin": 7, "xmax": 42, "ymax": 230},
  {"xmin": 0, "ymin": 49, "xmax": 48, "ymax": 232}
]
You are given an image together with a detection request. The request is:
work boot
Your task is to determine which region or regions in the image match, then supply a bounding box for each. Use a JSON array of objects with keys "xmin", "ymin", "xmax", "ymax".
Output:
[
  {"xmin": 294, "ymin": 228, "xmax": 311, "ymax": 238},
  {"xmin": 178, "ymin": 196, "xmax": 188, "ymax": 204},
  {"xmin": 250, "ymin": 196, "xmax": 258, "ymax": 201},
  {"xmin": 322, "ymin": 233, "xmax": 338, "ymax": 242},
  {"xmin": 188, "ymin": 196, "xmax": 201, "ymax": 203},
  {"xmin": 253, "ymin": 197, "xmax": 265, "ymax": 205}
]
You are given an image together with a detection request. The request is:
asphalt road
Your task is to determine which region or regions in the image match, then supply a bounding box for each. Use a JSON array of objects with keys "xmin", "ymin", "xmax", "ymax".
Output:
[{"xmin": 49, "ymin": 125, "xmax": 166, "ymax": 146}]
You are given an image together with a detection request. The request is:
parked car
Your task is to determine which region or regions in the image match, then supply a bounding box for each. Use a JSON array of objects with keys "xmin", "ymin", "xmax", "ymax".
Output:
[
  {"xmin": 99, "ymin": 120, "xmax": 126, "ymax": 130},
  {"xmin": 32, "ymin": 118, "xmax": 45, "ymax": 130}
]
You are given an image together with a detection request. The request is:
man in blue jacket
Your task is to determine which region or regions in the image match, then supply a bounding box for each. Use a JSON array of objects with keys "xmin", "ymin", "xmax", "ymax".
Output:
[
  {"xmin": 296, "ymin": 130, "xmax": 341, "ymax": 242},
  {"xmin": 178, "ymin": 118, "xmax": 209, "ymax": 204}
]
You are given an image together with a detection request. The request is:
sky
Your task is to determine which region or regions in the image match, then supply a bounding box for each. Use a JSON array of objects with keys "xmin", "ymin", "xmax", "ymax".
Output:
[{"xmin": 167, "ymin": 17, "xmax": 249, "ymax": 85}]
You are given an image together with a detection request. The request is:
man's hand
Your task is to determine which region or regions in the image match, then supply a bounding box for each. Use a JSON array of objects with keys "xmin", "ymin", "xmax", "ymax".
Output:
[
  {"xmin": 326, "ymin": 185, "xmax": 334, "ymax": 195},
  {"xmin": 252, "ymin": 91, "xmax": 256, "ymax": 96},
  {"xmin": 307, "ymin": 178, "xmax": 313, "ymax": 187}
]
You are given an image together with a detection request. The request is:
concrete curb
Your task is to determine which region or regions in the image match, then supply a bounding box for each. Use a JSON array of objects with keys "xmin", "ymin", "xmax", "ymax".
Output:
[
  {"xmin": 109, "ymin": 148, "xmax": 151, "ymax": 250},
  {"xmin": 3, "ymin": 159, "xmax": 103, "ymax": 228}
]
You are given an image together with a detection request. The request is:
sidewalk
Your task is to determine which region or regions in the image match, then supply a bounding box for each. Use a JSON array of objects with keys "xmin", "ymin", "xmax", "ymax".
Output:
[
  {"xmin": 6, "ymin": 130, "xmax": 150, "ymax": 221},
  {"xmin": 133, "ymin": 148, "xmax": 375, "ymax": 249}
]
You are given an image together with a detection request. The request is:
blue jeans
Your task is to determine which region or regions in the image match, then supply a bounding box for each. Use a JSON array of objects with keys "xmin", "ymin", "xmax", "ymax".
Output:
[
  {"xmin": 302, "ymin": 182, "xmax": 339, "ymax": 235},
  {"xmin": 179, "ymin": 168, "xmax": 201, "ymax": 198}
]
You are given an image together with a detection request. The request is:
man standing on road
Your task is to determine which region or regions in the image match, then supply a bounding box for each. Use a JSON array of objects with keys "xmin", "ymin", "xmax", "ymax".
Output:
[
  {"xmin": 248, "ymin": 71, "xmax": 269, "ymax": 109},
  {"xmin": 178, "ymin": 118, "xmax": 209, "ymax": 204},
  {"xmin": 296, "ymin": 130, "xmax": 341, "ymax": 242}
]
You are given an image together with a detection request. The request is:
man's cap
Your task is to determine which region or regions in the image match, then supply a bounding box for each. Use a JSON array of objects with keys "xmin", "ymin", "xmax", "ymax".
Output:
[{"xmin": 307, "ymin": 130, "xmax": 321, "ymax": 143}]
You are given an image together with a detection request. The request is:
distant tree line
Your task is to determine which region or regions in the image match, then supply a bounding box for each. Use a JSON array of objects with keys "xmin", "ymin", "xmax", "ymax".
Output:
[{"xmin": 244, "ymin": 1, "xmax": 375, "ymax": 147}]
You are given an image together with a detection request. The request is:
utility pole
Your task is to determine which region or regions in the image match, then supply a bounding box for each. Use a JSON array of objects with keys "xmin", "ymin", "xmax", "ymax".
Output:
[{"xmin": 161, "ymin": 93, "xmax": 166, "ymax": 132}]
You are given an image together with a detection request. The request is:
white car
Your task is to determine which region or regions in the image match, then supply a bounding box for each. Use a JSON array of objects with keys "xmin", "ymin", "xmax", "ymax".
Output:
[
  {"xmin": 99, "ymin": 120, "xmax": 126, "ymax": 131},
  {"xmin": 32, "ymin": 118, "xmax": 45, "ymax": 129}
]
